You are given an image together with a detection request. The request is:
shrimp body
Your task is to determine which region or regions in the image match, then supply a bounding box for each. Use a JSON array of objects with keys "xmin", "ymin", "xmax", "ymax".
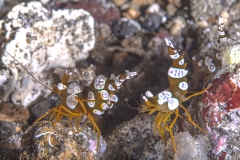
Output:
[
  {"xmin": 4, "ymin": 49, "xmax": 137, "ymax": 152},
  {"xmin": 139, "ymin": 38, "xmax": 210, "ymax": 152},
  {"xmin": 36, "ymin": 70, "xmax": 137, "ymax": 152}
]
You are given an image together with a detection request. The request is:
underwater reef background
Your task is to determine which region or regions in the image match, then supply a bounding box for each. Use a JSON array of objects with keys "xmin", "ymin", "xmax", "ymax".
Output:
[{"xmin": 0, "ymin": 0, "xmax": 240, "ymax": 159}]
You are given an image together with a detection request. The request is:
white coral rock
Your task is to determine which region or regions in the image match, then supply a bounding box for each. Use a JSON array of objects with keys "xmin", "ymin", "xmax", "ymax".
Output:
[{"xmin": 0, "ymin": 2, "xmax": 95, "ymax": 107}]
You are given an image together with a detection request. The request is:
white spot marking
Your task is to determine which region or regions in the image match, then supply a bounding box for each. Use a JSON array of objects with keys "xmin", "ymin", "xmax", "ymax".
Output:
[
  {"xmin": 142, "ymin": 96, "xmax": 148, "ymax": 102},
  {"xmin": 198, "ymin": 60, "xmax": 203, "ymax": 66},
  {"xmin": 169, "ymin": 53, "xmax": 180, "ymax": 59},
  {"xmin": 179, "ymin": 58, "xmax": 184, "ymax": 65},
  {"xmin": 87, "ymin": 91, "xmax": 95, "ymax": 108},
  {"xmin": 125, "ymin": 70, "xmax": 137, "ymax": 79},
  {"xmin": 101, "ymin": 103, "xmax": 109, "ymax": 110},
  {"xmin": 109, "ymin": 103, "xmax": 113, "ymax": 109},
  {"xmin": 164, "ymin": 38, "xmax": 174, "ymax": 48},
  {"xmin": 145, "ymin": 91, "xmax": 154, "ymax": 98},
  {"xmin": 157, "ymin": 90, "xmax": 172, "ymax": 105},
  {"xmin": 57, "ymin": 83, "xmax": 66, "ymax": 90},
  {"xmin": 179, "ymin": 82, "xmax": 188, "ymax": 90},
  {"xmin": 94, "ymin": 75, "xmax": 107, "ymax": 90},
  {"xmin": 168, "ymin": 67, "xmax": 188, "ymax": 78},
  {"xmin": 66, "ymin": 95, "xmax": 78, "ymax": 109},
  {"xmin": 108, "ymin": 84, "xmax": 116, "ymax": 91},
  {"xmin": 110, "ymin": 94, "xmax": 118, "ymax": 102},
  {"xmin": 216, "ymin": 53, "xmax": 221, "ymax": 60},
  {"xmin": 219, "ymin": 16, "xmax": 224, "ymax": 24},
  {"xmin": 168, "ymin": 98, "xmax": 179, "ymax": 110},
  {"xmin": 218, "ymin": 31, "xmax": 225, "ymax": 36},
  {"xmin": 74, "ymin": 85, "xmax": 83, "ymax": 93},
  {"xmin": 100, "ymin": 90, "xmax": 109, "ymax": 100},
  {"xmin": 93, "ymin": 109, "xmax": 104, "ymax": 115},
  {"xmin": 220, "ymin": 37, "xmax": 227, "ymax": 42}
]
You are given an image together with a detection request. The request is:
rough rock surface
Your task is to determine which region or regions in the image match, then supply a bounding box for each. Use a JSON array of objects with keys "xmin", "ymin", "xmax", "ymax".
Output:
[
  {"xmin": 0, "ymin": 102, "xmax": 29, "ymax": 122},
  {"xmin": 101, "ymin": 113, "xmax": 166, "ymax": 159},
  {"xmin": 191, "ymin": 0, "xmax": 223, "ymax": 27},
  {"xmin": 0, "ymin": 102, "xmax": 29, "ymax": 156},
  {"xmin": 1, "ymin": 120, "xmax": 106, "ymax": 160},
  {"xmin": 101, "ymin": 113, "xmax": 211, "ymax": 160},
  {"xmin": 166, "ymin": 132, "xmax": 211, "ymax": 160},
  {"xmin": 0, "ymin": 0, "xmax": 240, "ymax": 159}
]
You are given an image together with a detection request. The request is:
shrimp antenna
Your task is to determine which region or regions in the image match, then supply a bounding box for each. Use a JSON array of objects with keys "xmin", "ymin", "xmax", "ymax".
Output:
[
  {"xmin": 3, "ymin": 50, "xmax": 53, "ymax": 91},
  {"xmin": 125, "ymin": 98, "xmax": 139, "ymax": 111},
  {"xmin": 134, "ymin": 98, "xmax": 142, "ymax": 106}
]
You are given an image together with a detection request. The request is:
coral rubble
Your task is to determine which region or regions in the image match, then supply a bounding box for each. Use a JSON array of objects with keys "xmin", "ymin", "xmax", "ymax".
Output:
[{"xmin": 0, "ymin": 2, "xmax": 95, "ymax": 107}]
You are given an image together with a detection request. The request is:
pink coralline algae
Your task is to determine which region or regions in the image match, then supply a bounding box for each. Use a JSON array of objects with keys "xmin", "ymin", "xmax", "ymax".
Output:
[
  {"xmin": 89, "ymin": 139, "xmax": 97, "ymax": 154},
  {"xmin": 213, "ymin": 135, "xmax": 227, "ymax": 155},
  {"xmin": 200, "ymin": 64, "xmax": 240, "ymax": 158},
  {"xmin": 202, "ymin": 69, "xmax": 240, "ymax": 129},
  {"xmin": 227, "ymin": 88, "xmax": 240, "ymax": 111},
  {"xmin": 202, "ymin": 73, "xmax": 235, "ymax": 106}
]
